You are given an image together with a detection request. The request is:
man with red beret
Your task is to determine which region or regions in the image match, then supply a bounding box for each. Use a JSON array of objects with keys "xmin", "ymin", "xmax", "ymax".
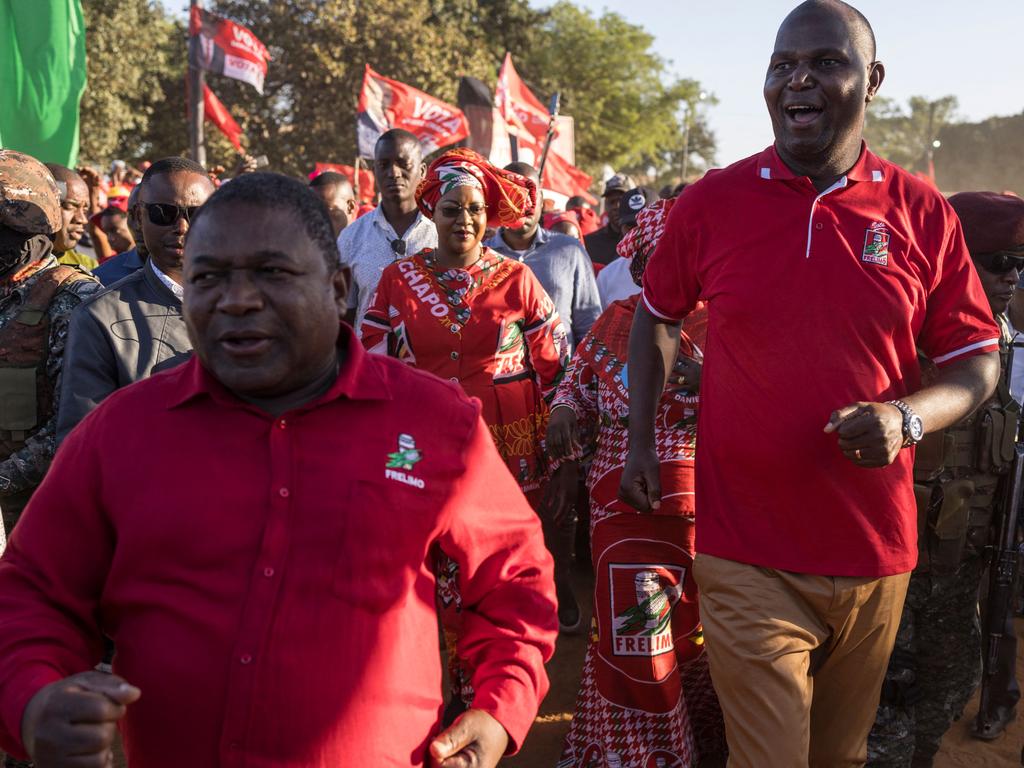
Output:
[{"xmin": 867, "ymin": 191, "xmax": 1024, "ymax": 766}]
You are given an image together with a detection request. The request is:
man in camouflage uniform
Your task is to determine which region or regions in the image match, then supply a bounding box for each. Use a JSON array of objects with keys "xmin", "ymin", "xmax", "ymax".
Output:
[
  {"xmin": 0, "ymin": 151, "xmax": 100, "ymax": 537},
  {"xmin": 867, "ymin": 191, "xmax": 1024, "ymax": 767}
]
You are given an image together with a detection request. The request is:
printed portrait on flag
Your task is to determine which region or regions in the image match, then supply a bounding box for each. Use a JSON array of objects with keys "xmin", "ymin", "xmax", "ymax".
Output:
[{"xmin": 188, "ymin": 7, "xmax": 270, "ymax": 94}]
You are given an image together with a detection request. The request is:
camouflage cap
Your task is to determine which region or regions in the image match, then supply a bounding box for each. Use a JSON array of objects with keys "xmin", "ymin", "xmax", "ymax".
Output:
[{"xmin": 0, "ymin": 150, "xmax": 62, "ymax": 236}]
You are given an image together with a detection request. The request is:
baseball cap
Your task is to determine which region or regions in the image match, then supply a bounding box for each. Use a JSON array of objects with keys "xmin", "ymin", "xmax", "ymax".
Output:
[
  {"xmin": 602, "ymin": 173, "xmax": 636, "ymax": 197},
  {"xmin": 619, "ymin": 186, "xmax": 658, "ymax": 229}
]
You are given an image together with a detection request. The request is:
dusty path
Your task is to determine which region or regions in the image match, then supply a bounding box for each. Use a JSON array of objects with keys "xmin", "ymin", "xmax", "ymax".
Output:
[{"xmin": 509, "ymin": 567, "xmax": 1024, "ymax": 767}]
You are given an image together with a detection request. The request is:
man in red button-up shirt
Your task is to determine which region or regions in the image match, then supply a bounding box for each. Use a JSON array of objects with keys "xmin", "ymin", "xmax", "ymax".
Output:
[
  {"xmin": 621, "ymin": 1, "xmax": 1000, "ymax": 766},
  {"xmin": 0, "ymin": 173, "xmax": 558, "ymax": 767}
]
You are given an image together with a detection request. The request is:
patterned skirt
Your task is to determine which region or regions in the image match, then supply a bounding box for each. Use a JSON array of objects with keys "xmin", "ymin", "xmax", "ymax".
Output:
[{"xmin": 558, "ymin": 510, "xmax": 726, "ymax": 767}]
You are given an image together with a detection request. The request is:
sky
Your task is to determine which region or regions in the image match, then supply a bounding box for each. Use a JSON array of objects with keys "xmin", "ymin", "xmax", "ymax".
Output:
[{"xmin": 534, "ymin": 0, "xmax": 1024, "ymax": 168}]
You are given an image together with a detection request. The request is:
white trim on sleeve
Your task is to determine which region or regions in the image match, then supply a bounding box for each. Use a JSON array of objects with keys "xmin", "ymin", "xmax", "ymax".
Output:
[
  {"xmin": 932, "ymin": 338, "xmax": 1001, "ymax": 365},
  {"xmin": 642, "ymin": 290, "xmax": 682, "ymax": 322}
]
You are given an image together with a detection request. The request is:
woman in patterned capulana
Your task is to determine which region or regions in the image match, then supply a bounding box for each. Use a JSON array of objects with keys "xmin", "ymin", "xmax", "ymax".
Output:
[
  {"xmin": 548, "ymin": 197, "xmax": 725, "ymax": 768},
  {"xmin": 360, "ymin": 147, "xmax": 569, "ymax": 714}
]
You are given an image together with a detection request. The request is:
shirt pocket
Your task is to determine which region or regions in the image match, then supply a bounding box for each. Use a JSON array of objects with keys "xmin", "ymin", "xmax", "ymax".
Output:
[{"xmin": 331, "ymin": 478, "xmax": 434, "ymax": 613}]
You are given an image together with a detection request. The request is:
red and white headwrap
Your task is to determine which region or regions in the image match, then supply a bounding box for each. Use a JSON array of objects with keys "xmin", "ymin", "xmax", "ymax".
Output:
[
  {"xmin": 415, "ymin": 148, "xmax": 537, "ymax": 229},
  {"xmin": 616, "ymin": 196, "xmax": 676, "ymax": 287}
]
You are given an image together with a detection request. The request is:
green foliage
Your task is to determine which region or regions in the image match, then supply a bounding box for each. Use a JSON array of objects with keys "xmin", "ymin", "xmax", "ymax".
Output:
[
  {"xmin": 518, "ymin": 1, "xmax": 715, "ymax": 180},
  {"xmin": 79, "ymin": 0, "xmax": 186, "ymax": 165},
  {"xmin": 935, "ymin": 113, "xmax": 1024, "ymax": 194},
  {"xmin": 863, "ymin": 95, "xmax": 958, "ymax": 172}
]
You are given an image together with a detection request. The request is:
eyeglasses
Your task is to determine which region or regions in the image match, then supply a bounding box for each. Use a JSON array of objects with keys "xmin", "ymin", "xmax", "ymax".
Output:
[
  {"xmin": 390, "ymin": 239, "xmax": 406, "ymax": 256},
  {"xmin": 976, "ymin": 250, "xmax": 1024, "ymax": 275},
  {"xmin": 437, "ymin": 203, "xmax": 487, "ymax": 219},
  {"xmin": 144, "ymin": 202, "xmax": 200, "ymax": 227}
]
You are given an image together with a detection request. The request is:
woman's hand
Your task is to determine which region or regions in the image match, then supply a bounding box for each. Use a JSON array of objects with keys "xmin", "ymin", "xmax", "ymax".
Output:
[
  {"xmin": 546, "ymin": 405, "xmax": 580, "ymax": 462},
  {"xmin": 669, "ymin": 356, "xmax": 702, "ymax": 393}
]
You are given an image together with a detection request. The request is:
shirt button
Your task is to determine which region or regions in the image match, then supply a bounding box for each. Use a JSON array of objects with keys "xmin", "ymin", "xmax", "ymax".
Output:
[
  {"xmin": 229, "ymin": 742, "xmax": 240, "ymax": 751},
  {"xmin": 450, "ymin": 351, "xmax": 460, "ymax": 360},
  {"xmin": 240, "ymin": 654, "xmax": 253, "ymax": 664},
  {"xmin": 815, "ymin": 222, "xmax": 823, "ymax": 230},
  {"xmin": 449, "ymin": 377, "xmax": 459, "ymax": 383},
  {"xmin": 277, "ymin": 419, "xmax": 287, "ymax": 429},
  {"xmin": 263, "ymin": 567, "xmax": 275, "ymax": 578},
  {"xmin": 278, "ymin": 487, "xmax": 290, "ymax": 498}
]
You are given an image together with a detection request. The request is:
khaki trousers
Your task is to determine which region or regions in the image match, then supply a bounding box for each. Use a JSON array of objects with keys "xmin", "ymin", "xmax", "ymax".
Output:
[{"xmin": 693, "ymin": 553, "xmax": 910, "ymax": 768}]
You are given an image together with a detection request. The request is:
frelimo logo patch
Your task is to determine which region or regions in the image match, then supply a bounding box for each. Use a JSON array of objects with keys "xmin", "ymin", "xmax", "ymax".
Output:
[
  {"xmin": 862, "ymin": 221, "xmax": 890, "ymax": 266},
  {"xmin": 385, "ymin": 433, "xmax": 425, "ymax": 488}
]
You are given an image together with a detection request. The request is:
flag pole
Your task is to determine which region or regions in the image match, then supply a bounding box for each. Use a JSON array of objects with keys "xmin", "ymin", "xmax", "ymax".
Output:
[
  {"xmin": 353, "ymin": 156, "xmax": 362, "ymax": 202},
  {"xmin": 188, "ymin": 0, "xmax": 207, "ymax": 166},
  {"xmin": 536, "ymin": 91, "xmax": 561, "ymax": 183}
]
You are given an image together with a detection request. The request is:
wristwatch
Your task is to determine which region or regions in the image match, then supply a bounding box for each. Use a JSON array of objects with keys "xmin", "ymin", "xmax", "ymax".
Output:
[{"xmin": 887, "ymin": 400, "xmax": 924, "ymax": 447}]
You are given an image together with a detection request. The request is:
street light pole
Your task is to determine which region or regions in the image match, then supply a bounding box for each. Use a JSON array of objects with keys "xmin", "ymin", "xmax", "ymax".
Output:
[
  {"xmin": 680, "ymin": 91, "xmax": 707, "ymax": 182},
  {"xmin": 188, "ymin": 0, "xmax": 207, "ymax": 166}
]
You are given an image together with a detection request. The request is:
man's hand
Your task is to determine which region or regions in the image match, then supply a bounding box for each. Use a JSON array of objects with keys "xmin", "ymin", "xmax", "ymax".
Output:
[
  {"xmin": 542, "ymin": 461, "xmax": 579, "ymax": 527},
  {"xmin": 618, "ymin": 446, "xmax": 661, "ymax": 512},
  {"xmin": 545, "ymin": 405, "xmax": 579, "ymax": 462},
  {"xmin": 824, "ymin": 401, "xmax": 904, "ymax": 468},
  {"xmin": 429, "ymin": 708, "xmax": 508, "ymax": 768},
  {"xmin": 23, "ymin": 671, "xmax": 140, "ymax": 767}
]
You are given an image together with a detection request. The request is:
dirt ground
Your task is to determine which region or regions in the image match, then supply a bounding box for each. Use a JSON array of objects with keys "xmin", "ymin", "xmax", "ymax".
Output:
[{"xmin": 507, "ymin": 566, "xmax": 1024, "ymax": 768}]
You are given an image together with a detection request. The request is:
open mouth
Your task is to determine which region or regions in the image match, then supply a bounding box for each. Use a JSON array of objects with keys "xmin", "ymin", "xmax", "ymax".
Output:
[
  {"xmin": 218, "ymin": 331, "xmax": 272, "ymax": 356},
  {"xmin": 785, "ymin": 104, "xmax": 824, "ymax": 125}
]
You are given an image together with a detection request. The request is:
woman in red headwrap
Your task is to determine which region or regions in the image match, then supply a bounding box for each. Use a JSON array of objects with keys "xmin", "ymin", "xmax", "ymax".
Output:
[
  {"xmin": 547, "ymin": 198, "xmax": 725, "ymax": 768},
  {"xmin": 360, "ymin": 148, "xmax": 569, "ymax": 711}
]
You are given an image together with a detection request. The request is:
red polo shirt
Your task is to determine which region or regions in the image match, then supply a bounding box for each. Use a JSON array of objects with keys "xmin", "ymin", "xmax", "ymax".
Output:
[
  {"xmin": 642, "ymin": 144, "xmax": 1000, "ymax": 577},
  {"xmin": 0, "ymin": 327, "xmax": 557, "ymax": 766}
]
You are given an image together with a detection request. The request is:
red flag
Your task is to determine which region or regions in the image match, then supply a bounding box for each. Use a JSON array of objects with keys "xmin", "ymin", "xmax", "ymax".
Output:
[
  {"xmin": 493, "ymin": 53, "xmax": 594, "ymax": 202},
  {"xmin": 202, "ymin": 83, "xmax": 243, "ymax": 152},
  {"xmin": 495, "ymin": 53, "xmax": 550, "ymax": 141},
  {"xmin": 189, "ymin": 7, "xmax": 271, "ymax": 94},
  {"xmin": 311, "ymin": 162, "xmax": 376, "ymax": 204},
  {"xmin": 356, "ymin": 64, "xmax": 469, "ymax": 157}
]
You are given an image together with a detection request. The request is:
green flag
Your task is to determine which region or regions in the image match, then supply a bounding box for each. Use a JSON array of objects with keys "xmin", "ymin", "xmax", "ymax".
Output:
[{"xmin": 0, "ymin": 0, "xmax": 87, "ymax": 166}]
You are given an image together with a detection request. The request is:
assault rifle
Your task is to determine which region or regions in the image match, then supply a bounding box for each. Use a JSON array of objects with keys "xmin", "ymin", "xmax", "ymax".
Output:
[{"xmin": 977, "ymin": 340, "xmax": 1024, "ymax": 734}]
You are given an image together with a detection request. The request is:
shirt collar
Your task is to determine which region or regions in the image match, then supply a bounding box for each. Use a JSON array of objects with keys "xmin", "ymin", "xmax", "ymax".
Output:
[
  {"xmin": 149, "ymin": 259, "xmax": 184, "ymax": 300},
  {"xmin": 756, "ymin": 141, "xmax": 886, "ymax": 184},
  {"xmin": 490, "ymin": 226, "xmax": 550, "ymax": 256},
  {"xmin": 168, "ymin": 324, "xmax": 391, "ymax": 411},
  {"xmin": 371, "ymin": 205, "xmax": 428, "ymax": 240}
]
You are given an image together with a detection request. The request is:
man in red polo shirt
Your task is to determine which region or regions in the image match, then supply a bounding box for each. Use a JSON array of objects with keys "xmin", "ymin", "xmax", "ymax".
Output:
[
  {"xmin": 0, "ymin": 173, "xmax": 558, "ymax": 767},
  {"xmin": 620, "ymin": 1, "xmax": 1000, "ymax": 765}
]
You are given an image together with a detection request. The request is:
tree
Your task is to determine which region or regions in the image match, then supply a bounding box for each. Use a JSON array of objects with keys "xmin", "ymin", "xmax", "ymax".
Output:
[
  {"xmin": 863, "ymin": 95, "xmax": 958, "ymax": 173},
  {"xmin": 935, "ymin": 113, "xmax": 1024, "ymax": 194},
  {"xmin": 79, "ymin": 0, "xmax": 186, "ymax": 165},
  {"xmin": 517, "ymin": 2, "xmax": 715, "ymax": 180}
]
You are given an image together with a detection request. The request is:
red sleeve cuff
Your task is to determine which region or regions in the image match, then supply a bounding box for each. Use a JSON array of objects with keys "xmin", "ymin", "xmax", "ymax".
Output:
[
  {"xmin": 641, "ymin": 290, "xmax": 683, "ymax": 323},
  {"xmin": 931, "ymin": 338, "xmax": 1000, "ymax": 367},
  {"xmin": 471, "ymin": 675, "xmax": 546, "ymax": 755},
  {"xmin": 0, "ymin": 665, "xmax": 63, "ymax": 758}
]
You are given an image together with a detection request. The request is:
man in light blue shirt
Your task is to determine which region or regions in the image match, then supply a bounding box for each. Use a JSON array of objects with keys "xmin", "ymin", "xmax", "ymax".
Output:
[{"xmin": 486, "ymin": 162, "xmax": 601, "ymax": 354}]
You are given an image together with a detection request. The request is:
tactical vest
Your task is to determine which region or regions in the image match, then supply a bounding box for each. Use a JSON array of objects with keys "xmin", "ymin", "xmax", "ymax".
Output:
[
  {"xmin": 0, "ymin": 264, "xmax": 92, "ymax": 457},
  {"xmin": 913, "ymin": 341, "xmax": 1019, "ymax": 573}
]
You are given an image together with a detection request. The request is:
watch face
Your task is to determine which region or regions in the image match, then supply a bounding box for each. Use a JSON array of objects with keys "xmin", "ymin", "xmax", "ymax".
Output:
[{"xmin": 909, "ymin": 415, "xmax": 925, "ymax": 442}]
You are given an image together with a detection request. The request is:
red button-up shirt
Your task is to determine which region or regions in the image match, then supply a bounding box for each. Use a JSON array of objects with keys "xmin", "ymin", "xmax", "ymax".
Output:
[
  {"xmin": 0, "ymin": 327, "xmax": 557, "ymax": 766},
  {"xmin": 642, "ymin": 144, "xmax": 1000, "ymax": 577}
]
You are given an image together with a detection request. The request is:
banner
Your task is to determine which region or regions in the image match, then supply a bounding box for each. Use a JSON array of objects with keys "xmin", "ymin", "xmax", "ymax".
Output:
[
  {"xmin": 189, "ymin": 7, "xmax": 270, "ymax": 94},
  {"xmin": 203, "ymin": 84, "xmax": 243, "ymax": 152},
  {"xmin": 493, "ymin": 53, "xmax": 594, "ymax": 203},
  {"xmin": 495, "ymin": 53, "xmax": 552, "ymax": 142},
  {"xmin": 357, "ymin": 64, "xmax": 469, "ymax": 158},
  {"xmin": 0, "ymin": 0, "xmax": 87, "ymax": 166},
  {"xmin": 312, "ymin": 162, "xmax": 376, "ymax": 203}
]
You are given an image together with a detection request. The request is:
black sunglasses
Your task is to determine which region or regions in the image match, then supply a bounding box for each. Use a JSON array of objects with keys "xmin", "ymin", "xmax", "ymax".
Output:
[
  {"xmin": 144, "ymin": 202, "xmax": 200, "ymax": 227},
  {"xmin": 976, "ymin": 250, "xmax": 1024, "ymax": 275},
  {"xmin": 390, "ymin": 239, "xmax": 406, "ymax": 256}
]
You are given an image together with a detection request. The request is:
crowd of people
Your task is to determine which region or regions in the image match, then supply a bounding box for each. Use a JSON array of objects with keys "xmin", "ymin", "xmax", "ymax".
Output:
[{"xmin": 0, "ymin": 0, "xmax": 1021, "ymax": 766}]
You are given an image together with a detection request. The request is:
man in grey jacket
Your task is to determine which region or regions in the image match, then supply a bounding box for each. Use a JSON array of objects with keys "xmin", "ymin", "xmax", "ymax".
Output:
[{"xmin": 56, "ymin": 158, "xmax": 215, "ymax": 442}]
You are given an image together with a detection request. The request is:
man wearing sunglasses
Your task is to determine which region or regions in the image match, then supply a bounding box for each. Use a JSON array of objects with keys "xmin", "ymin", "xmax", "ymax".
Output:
[
  {"xmin": 867, "ymin": 191, "xmax": 1024, "ymax": 766},
  {"xmin": 56, "ymin": 157, "xmax": 215, "ymax": 443}
]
